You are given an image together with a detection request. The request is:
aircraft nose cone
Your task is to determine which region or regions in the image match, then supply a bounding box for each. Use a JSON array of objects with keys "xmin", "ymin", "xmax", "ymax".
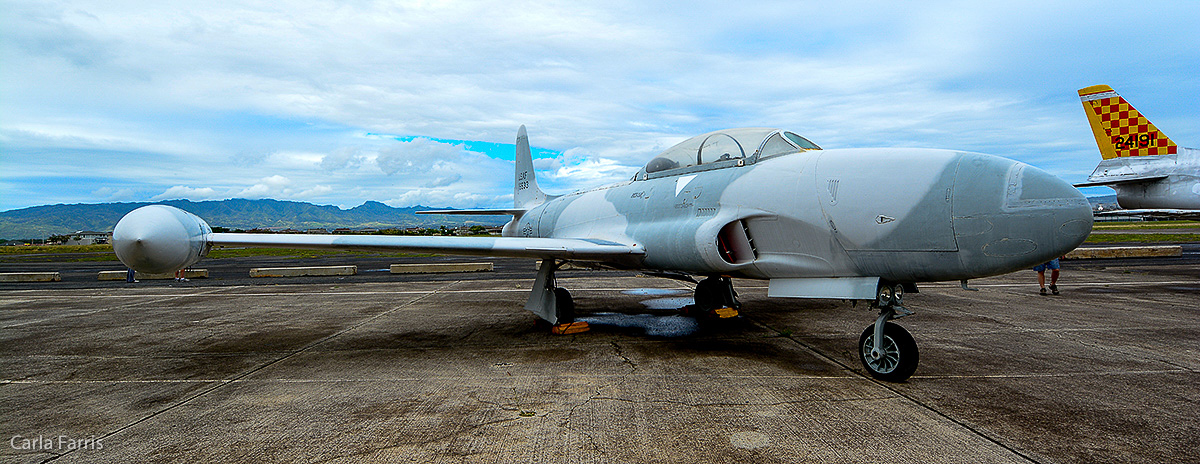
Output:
[
  {"xmin": 113, "ymin": 205, "xmax": 210, "ymax": 274},
  {"xmin": 1014, "ymin": 165, "xmax": 1094, "ymax": 256},
  {"xmin": 952, "ymin": 154, "xmax": 1092, "ymax": 276}
]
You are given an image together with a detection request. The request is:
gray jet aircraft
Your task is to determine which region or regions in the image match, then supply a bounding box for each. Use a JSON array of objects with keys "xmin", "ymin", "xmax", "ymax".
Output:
[
  {"xmin": 113, "ymin": 126, "xmax": 1092, "ymax": 381},
  {"xmin": 1076, "ymin": 85, "xmax": 1200, "ymax": 213}
]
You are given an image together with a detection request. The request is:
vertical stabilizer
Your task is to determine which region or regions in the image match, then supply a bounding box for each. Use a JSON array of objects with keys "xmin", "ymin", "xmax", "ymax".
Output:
[
  {"xmin": 514, "ymin": 125, "xmax": 548, "ymax": 209},
  {"xmin": 1079, "ymin": 85, "xmax": 1178, "ymax": 159}
]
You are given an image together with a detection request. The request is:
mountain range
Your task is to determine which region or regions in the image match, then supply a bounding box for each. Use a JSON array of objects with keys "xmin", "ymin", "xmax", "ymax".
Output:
[{"xmin": 0, "ymin": 199, "xmax": 509, "ymax": 240}]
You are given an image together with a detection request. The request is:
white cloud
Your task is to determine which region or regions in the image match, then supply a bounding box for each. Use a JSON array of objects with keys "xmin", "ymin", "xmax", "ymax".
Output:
[
  {"xmin": 320, "ymin": 146, "xmax": 365, "ymax": 170},
  {"xmin": 422, "ymin": 175, "xmax": 461, "ymax": 188},
  {"xmin": 236, "ymin": 175, "xmax": 292, "ymax": 198},
  {"xmin": 375, "ymin": 138, "xmax": 462, "ymax": 176},
  {"xmin": 2, "ymin": 0, "xmax": 1199, "ymax": 212},
  {"xmin": 386, "ymin": 189, "xmax": 504, "ymax": 209},
  {"xmin": 91, "ymin": 186, "xmax": 136, "ymax": 201},
  {"xmin": 532, "ymin": 158, "xmax": 561, "ymax": 171},
  {"xmin": 297, "ymin": 185, "xmax": 333, "ymax": 198},
  {"xmin": 152, "ymin": 185, "xmax": 221, "ymax": 201}
]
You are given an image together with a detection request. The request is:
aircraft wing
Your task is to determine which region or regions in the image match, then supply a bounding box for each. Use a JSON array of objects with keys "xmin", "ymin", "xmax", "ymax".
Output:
[{"xmin": 210, "ymin": 233, "xmax": 645, "ymax": 262}]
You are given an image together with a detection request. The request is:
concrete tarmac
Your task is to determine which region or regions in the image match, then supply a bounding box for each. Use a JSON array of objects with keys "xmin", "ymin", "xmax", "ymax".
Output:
[{"xmin": 1, "ymin": 253, "xmax": 1197, "ymax": 463}]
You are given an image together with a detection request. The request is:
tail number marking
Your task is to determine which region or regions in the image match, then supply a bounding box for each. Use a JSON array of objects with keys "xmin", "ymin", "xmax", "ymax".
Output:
[{"xmin": 1112, "ymin": 132, "xmax": 1157, "ymax": 150}]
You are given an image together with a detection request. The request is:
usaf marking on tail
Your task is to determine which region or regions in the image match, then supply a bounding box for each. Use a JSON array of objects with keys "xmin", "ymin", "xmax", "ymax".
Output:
[
  {"xmin": 113, "ymin": 125, "xmax": 1092, "ymax": 382},
  {"xmin": 1076, "ymin": 85, "xmax": 1200, "ymax": 215}
]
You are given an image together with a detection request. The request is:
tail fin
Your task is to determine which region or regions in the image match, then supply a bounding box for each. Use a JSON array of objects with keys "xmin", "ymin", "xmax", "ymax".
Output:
[
  {"xmin": 1078, "ymin": 85, "xmax": 1178, "ymax": 159},
  {"xmin": 514, "ymin": 125, "xmax": 548, "ymax": 209}
]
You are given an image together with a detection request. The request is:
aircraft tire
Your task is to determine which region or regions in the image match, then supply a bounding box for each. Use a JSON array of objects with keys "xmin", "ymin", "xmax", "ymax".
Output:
[
  {"xmin": 858, "ymin": 322, "xmax": 918, "ymax": 382},
  {"xmin": 693, "ymin": 278, "xmax": 719, "ymax": 310},
  {"xmin": 553, "ymin": 287, "xmax": 575, "ymax": 323},
  {"xmin": 694, "ymin": 277, "xmax": 736, "ymax": 311}
]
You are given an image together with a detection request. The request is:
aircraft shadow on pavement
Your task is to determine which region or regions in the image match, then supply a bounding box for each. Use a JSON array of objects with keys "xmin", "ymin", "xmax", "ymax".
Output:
[{"xmin": 573, "ymin": 288, "xmax": 752, "ymax": 338}]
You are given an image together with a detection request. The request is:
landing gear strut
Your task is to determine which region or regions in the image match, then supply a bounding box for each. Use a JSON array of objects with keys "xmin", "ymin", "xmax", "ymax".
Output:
[
  {"xmin": 527, "ymin": 259, "xmax": 588, "ymax": 334},
  {"xmin": 526, "ymin": 259, "xmax": 574, "ymax": 323},
  {"xmin": 858, "ymin": 282, "xmax": 919, "ymax": 382}
]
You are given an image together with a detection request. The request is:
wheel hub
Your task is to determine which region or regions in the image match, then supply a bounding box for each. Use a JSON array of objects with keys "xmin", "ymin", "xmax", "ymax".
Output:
[{"xmin": 862, "ymin": 334, "xmax": 900, "ymax": 374}]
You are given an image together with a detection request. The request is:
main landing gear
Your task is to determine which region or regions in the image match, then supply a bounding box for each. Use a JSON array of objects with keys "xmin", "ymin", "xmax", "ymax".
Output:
[
  {"xmin": 687, "ymin": 276, "xmax": 741, "ymax": 319},
  {"xmin": 528, "ymin": 259, "xmax": 589, "ymax": 334},
  {"xmin": 858, "ymin": 282, "xmax": 919, "ymax": 382}
]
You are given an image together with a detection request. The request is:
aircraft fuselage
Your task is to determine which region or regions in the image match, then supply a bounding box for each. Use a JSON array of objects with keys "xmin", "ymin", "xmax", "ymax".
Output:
[
  {"xmin": 513, "ymin": 148, "xmax": 1091, "ymax": 283},
  {"xmin": 1097, "ymin": 148, "xmax": 1200, "ymax": 210}
]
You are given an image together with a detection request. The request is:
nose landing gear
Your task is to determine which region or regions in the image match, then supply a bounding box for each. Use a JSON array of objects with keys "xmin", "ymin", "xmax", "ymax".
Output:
[{"xmin": 859, "ymin": 283, "xmax": 919, "ymax": 382}]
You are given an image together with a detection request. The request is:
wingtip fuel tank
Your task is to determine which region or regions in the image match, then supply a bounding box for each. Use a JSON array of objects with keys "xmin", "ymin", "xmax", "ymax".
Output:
[{"xmin": 113, "ymin": 205, "xmax": 212, "ymax": 274}]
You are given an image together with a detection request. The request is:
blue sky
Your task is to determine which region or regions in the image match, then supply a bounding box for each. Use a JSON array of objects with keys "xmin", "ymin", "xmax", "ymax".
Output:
[{"xmin": 2, "ymin": 0, "xmax": 1198, "ymax": 212}]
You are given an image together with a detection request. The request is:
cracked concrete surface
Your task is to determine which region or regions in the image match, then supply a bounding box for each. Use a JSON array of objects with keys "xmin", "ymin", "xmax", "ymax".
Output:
[{"xmin": 1, "ymin": 255, "xmax": 1198, "ymax": 463}]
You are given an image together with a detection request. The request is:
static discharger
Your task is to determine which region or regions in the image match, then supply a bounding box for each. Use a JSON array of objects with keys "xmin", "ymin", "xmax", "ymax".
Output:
[{"xmin": 551, "ymin": 321, "xmax": 590, "ymax": 335}]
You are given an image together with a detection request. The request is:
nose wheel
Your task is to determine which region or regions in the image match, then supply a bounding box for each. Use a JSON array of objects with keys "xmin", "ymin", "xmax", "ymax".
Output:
[
  {"xmin": 858, "ymin": 282, "xmax": 919, "ymax": 382},
  {"xmin": 859, "ymin": 321, "xmax": 918, "ymax": 382}
]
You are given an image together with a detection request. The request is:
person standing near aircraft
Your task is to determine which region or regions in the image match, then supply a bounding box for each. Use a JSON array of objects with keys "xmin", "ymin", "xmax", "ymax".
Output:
[
  {"xmin": 174, "ymin": 268, "xmax": 188, "ymax": 282},
  {"xmin": 1034, "ymin": 259, "xmax": 1060, "ymax": 295}
]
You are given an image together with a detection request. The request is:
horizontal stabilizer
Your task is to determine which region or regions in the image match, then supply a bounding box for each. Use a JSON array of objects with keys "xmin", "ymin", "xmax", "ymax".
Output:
[
  {"xmin": 1073, "ymin": 175, "xmax": 1168, "ymax": 188},
  {"xmin": 417, "ymin": 208, "xmax": 527, "ymax": 215}
]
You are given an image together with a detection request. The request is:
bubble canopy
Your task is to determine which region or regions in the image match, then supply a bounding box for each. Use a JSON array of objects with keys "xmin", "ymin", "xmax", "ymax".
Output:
[{"xmin": 641, "ymin": 128, "xmax": 820, "ymax": 175}]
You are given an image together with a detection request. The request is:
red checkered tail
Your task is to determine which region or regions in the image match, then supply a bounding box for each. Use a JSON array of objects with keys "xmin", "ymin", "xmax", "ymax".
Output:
[{"xmin": 1078, "ymin": 85, "xmax": 1178, "ymax": 160}]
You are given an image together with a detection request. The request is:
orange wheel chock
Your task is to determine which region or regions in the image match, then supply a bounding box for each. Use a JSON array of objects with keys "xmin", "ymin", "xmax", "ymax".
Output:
[{"xmin": 551, "ymin": 321, "xmax": 590, "ymax": 335}]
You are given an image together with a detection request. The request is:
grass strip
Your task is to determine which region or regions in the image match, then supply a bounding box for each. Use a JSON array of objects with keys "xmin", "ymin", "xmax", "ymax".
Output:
[
  {"xmin": 1084, "ymin": 233, "xmax": 1200, "ymax": 243},
  {"xmin": 1092, "ymin": 221, "xmax": 1200, "ymax": 230}
]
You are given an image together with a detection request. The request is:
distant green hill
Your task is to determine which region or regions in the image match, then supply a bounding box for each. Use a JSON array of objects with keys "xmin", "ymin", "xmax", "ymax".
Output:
[
  {"xmin": 0, "ymin": 199, "xmax": 508, "ymax": 240},
  {"xmin": 1087, "ymin": 194, "xmax": 1117, "ymax": 206}
]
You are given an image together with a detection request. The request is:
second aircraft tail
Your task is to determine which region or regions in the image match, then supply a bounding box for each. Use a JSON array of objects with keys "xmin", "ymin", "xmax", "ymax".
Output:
[{"xmin": 1078, "ymin": 85, "xmax": 1178, "ymax": 159}]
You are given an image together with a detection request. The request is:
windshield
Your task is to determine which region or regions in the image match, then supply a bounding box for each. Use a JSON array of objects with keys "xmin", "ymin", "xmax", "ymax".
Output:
[{"xmin": 643, "ymin": 128, "xmax": 820, "ymax": 174}]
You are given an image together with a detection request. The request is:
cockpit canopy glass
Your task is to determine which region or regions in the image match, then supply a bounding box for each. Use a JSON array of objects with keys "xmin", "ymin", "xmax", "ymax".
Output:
[{"xmin": 643, "ymin": 128, "xmax": 820, "ymax": 174}]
